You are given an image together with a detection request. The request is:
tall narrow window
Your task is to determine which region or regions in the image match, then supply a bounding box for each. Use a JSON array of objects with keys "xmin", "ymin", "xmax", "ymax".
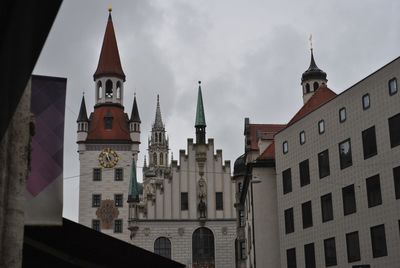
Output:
[
  {"xmin": 301, "ymin": 201, "xmax": 313, "ymax": 229},
  {"xmin": 318, "ymin": 120, "xmax": 325, "ymax": 134},
  {"xmin": 283, "ymin": 141, "xmax": 289, "ymax": 154},
  {"xmin": 339, "ymin": 107, "xmax": 346, "ymax": 123},
  {"xmin": 93, "ymin": 168, "xmax": 102, "ymax": 181},
  {"xmin": 282, "ymin": 168, "xmax": 292, "ymax": 194},
  {"xmin": 216, "ymin": 192, "xmax": 223, "ymax": 210},
  {"xmin": 342, "ymin": 184, "xmax": 356, "ymax": 215},
  {"xmin": 192, "ymin": 228, "xmax": 215, "ymax": 267},
  {"xmin": 370, "ymin": 224, "xmax": 388, "ymax": 258},
  {"xmin": 305, "ymin": 83, "xmax": 310, "ymax": 93},
  {"xmin": 321, "ymin": 193, "xmax": 333, "ymax": 222},
  {"xmin": 160, "ymin": 153, "xmax": 164, "ymax": 165},
  {"xmin": 105, "ymin": 79, "xmax": 113, "ymax": 98},
  {"xmin": 313, "ymin": 82, "xmax": 319, "ymax": 90},
  {"xmin": 153, "ymin": 152, "xmax": 157, "ymax": 165},
  {"xmin": 286, "ymin": 248, "xmax": 297, "ymax": 268},
  {"xmin": 115, "ymin": 168, "xmax": 123, "ymax": 181},
  {"xmin": 284, "ymin": 208, "xmax": 294, "ymax": 234},
  {"xmin": 324, "ymin": 237, "xmax": 337, "ymax": 267},
  {"xmin": 362, "ymin": 126, "xmax": 377, "ymax": 159},
  {"xmin": 366, "ymin": 175, "xmax": 382, "ymax": 207},
  {"xmin": 389, "ymin": 78, "xmax": 398, "ymax": 96},
  {"xmin": 346, "ymin": 231, "xmax": 360, "ymax": 262},
  {"xmin": 92, "ymin": 194, "xmax": 101, "ymax": 207},
  {"xmin": 114, "ymin": 194, "xmax": 123, "ymax": 207},
  {"xmin": 389, "ymin": 113, "xmax": 400, "ymax": 148},
  {"xmin": 181, "ymin": 192, "xmax": 188, "ymax": 211},
  {"xmin": 339, "ymin": 139, "xmax": 352, "ymax": 169},
  {"xmin": 318, "ymin": 149, "xmax": 330, "ymax": 178},
  {"xmin": 362, "ymin": 93, "xmax": 370, "ymax": 110},
  {"xmin": 304, "ymin": 243, "xmax": 316, "ymax": 268},
  {"xmin": 299, "ymin": 159, "xmax": 310, "ymax": 187},
  {"xmin": 299, "ymin": 131, "xmax": 306, "ymax": 145},
  {"xmin": 114, "ymin": 219, "xmax": 122, "ymax": 233},
  {"xmin": 154, "ymin": 237, "xmax": 172, "ymax": 259},
  {"xmin": 92, "ymin": 219, "xmax": 100, "ymax": 231},
  {"xmin": 116, "ymin": 81, "xmax": 121, "ymax": 99},
  {"xmin": 394, "ymin": 166, "xmax": 400, "ymax": 199},
  {"xmin": 97, "ymin": 81, "xmax": 102, "ymax": 99}
]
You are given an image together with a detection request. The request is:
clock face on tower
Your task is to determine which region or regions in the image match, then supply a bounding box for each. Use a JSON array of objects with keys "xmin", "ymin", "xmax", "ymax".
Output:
[{"xmin": 98, "ymin": 148, "xmax": 119, "ymax": 168}]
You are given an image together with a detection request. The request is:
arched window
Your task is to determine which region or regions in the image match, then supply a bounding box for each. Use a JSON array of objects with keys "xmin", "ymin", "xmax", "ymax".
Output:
[
  {"xmin": 105, "ymin": 79, "xmax": 113, "ymax": 98},
  {"xmin": 97, "ymin": 81, "xmax": 103, "ymax": 98},
  {"xmin": 313, "ymin": 81, "xmax": 319, "ymax": 90},
  {"xmin": 192, "ymin": 227, "xmax": 215, "ymax": 268},
  {"xmin": 160, "ymin": 153, "xmax": 164, "ymax": 165},
  {"xmin": 116, "ymin": 81, "xmax": 121, "ymax": 99},
  {"xmin": 153, "ymin": 152, "xmax": 157, "ymax": 165},
  {"xmin": 159, "ymin": 133, "xmax": 162, "ymax": 143},
  {"xmin": 154, "ymin": 237, "xmax": 171, "ymax": 259},
  {"xmin": 305, "ymin": 83, "xmax": 310, "ymax": 93}
]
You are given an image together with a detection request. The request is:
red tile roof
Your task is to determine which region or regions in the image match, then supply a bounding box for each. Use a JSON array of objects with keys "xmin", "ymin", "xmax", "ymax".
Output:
[
  {"xmin": 247, "ymin": 124, "xmax": 286, "ymax": 150},
  {"xmin": 86, "ymin": 105, "xmax": 131, "ymax": 142},
  {"xmin": 93, "ymin": 13, "xmax": 125, "ymax": 81},
  {"xmin": 288, "ymin": 85, "xmax": 337, "ymax": 126},
  {"xmin": 258, "ymin": 141, "xmax": 275, "ymax": 160}
]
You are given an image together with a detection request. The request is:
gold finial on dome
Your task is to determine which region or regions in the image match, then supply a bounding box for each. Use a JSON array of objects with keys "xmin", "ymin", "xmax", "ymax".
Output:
[{"xmin": 108, "ymin": 5, "xmax": 112, "ymax": 13}]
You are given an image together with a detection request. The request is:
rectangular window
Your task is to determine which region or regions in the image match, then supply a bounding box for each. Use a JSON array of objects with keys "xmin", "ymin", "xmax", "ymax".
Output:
[
  {"xmin": 366, "ymin": 175, "xmax": 382, "ymax": 207},
  {"xmin": 370, "ymin": 224, "xmax": 388, "ymax": 258},
  {"xmin": 93, "ymin": 168, "xmax": 102, "ymax": 181},
  {"xmin": 346, "ymin": 231, "xmax": 361, "ymax": 263},
  {"xmin": 339, "ymin": 139, "xmax": 352, "ymax": 169},
  {"xmin": 216, "ymin": 192, "xmax": 223, "ymax": 210},
  {"xmin": 342, "ymin": 184, "xmax": 356, "ymax": 215},
  {"xmin": 286, "ymin": 248, "xmax": 297, "ymax": 268},
  {"xmin": 318, "ymin": 149, "xmax": 330, "ymax": 178},
  {"xmin": 362, "ymin": 126, "xmax": 377, "ymax": 159},
  {"xmin": 181, "ymin": 192, "xmax": 188, "ymax": 210},
  {"xmin": 92, "ymin": 219, "xmax": 100, "ymax": 231},
  {"xmin": 389, "ymin": 113, "xmax": 400, "ymax": 148},
  {"xmin": 362, "ymin": 93, "xmax": 370, "ymax": 110},
  {"xmin": 114, "ymin": 219, "xmax": 122, "ymax": 233},
  {"xmin": 299, "ymin": 131, "xmax": 306, "ymax": 145},
  {"xmin": 339, "ymin": 107, "xmax": 346, "ymax": 123},
  {"xmin": 283, "ymin": 141, "xmax": 289, "ymax": 154},
  {"xmin": 304, "ymin": 243, "xmax": 316, "ymax": 268},
  {"xmin": 114, "ymin": 194, "xmax": 123, "ymax": 207},
  {"xmin": 284, "ymin": 208, "xmax": 294, "ymax": 234},
  {"xmin": 239, "ymin": 210, "xmax": 245, "ymax": 227},
  {"xmin": 301, "ymin": 201, "xmax": 313, "ymax": 229},
  {"xmin": 104, "ymin": 116, "xmax": 113, "ymax": 129},
  {"xmin": 321, "ymin": 193, "xmax": 333, "ymax": 222},
  {"xmin": 318, "ymin": 120, "xmax": 325, "ymax": 134},
  {"xmin": 324, "ymin": 237, "xmax": 337, "ymax": 267},
  {"xmin": 92, "ymin": 194, "xmax": 101, "ymax": 207},
  {"xmin": 283, "ymin": 168, "xmax": 292, "ymax": 194},
  {"xmin": 299, "ymin": 159, "xmax": 310, "ymax": 187},
  {"xmin": 115, "ymin": 168, "xmax": 123, "ymax": 181},
  {"xmin": 389, "ymin": 78, "xmax": 398, "ymax": 95},
  {"xmin": 394, "ymin": 166, "xmax": 400, "ymax": 199}
]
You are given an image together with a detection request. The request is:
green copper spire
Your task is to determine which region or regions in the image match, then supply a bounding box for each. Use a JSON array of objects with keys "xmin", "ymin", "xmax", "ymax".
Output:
[
  {"xmin": 195, "ymin": 81, "xmax": 206, "ymax": 127},
  {"xmin": 128, "ymin": 158, "xmax": 139, "ymax": 202}
]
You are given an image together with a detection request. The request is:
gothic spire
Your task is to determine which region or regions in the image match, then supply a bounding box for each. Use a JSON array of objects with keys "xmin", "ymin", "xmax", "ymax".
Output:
[
  {"xmin": 128, "ymin": 158, "xmax": 140, "ymax": 203},
  {"xmin": 153, "ymin": 94, "xmax": 164, "ymax": 130},
  {"xmin": 77, "ymin": 95, "xmax": 88, "ymax": 122},
  {"xmin": 195, "ymin": 81, "xmax": 206, "ymax": 127},
  {"xmin": 130, "ymin": 94, "xmax": 141, "ymax": 122},
  {"xmin": 93, "ymin": 9, "xmax": 126, "ymax": 81}
]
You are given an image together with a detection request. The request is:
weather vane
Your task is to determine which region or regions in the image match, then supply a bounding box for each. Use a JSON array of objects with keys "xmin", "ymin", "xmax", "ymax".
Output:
[{"xmin": 309, "ymin": 34, "xmax": 313, "ymax": 51}]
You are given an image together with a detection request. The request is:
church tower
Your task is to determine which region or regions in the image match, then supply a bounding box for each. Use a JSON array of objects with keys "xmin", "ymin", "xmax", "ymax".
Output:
[
  {"xmin": 301, "ymin": 49, "xmax": 328, "ymax": 104},
  {"xmin": 77, "ymin": 9, "xmax": 140, "ymax": 242}
]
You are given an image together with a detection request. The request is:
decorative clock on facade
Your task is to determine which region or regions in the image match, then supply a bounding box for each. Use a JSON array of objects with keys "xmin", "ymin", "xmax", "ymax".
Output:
[{"xmin": 98, "ymin": 148, "xmax": 119, "ymax": 168}]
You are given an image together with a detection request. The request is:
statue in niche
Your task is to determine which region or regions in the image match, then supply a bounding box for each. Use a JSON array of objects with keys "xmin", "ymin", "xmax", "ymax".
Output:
[
  {"xmin": 198, "ymin": 196, "xmax": 207, "ymax": 219},
  {"xmin": 198, "ymin": 177, "xmax": 207, "ymax": 198}
]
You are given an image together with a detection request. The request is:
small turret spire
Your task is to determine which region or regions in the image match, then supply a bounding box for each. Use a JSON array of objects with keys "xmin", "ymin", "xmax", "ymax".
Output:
[
  {"xmin": 128, "ymin": 158, "xmax": 140, "ymax": 203},
  {"xmin": 130, "ymin": 94, "xmax": 141, "ymax": 123},
  {"xmin": 77, "ymin": 95, "xmax": 88, "ymax": 122},
  {"xmin": 195, "ymin": 81, "xmax": 206, "ymax": 144},
  {"xmin": 153, "ymin": 94, "xmax": 164, "ymax": 130}
]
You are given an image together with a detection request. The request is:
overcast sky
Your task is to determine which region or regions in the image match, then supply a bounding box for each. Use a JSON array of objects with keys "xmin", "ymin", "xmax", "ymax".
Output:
[{"xmin": 34, "ymin": 0, "xmax": 400, "ymax": 221}]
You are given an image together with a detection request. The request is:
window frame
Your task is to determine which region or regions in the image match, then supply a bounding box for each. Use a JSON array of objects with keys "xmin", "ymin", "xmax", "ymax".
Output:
[
  {"xmin": 92, "ymin": 194, "xmax": 101, "ymax": 207},
  {"xmin": 284, "ymin": 207, "xmax": 294, "ymax": 234},
  {"xmin": 362, "ymin": 126, "xmax": 377, "ymax": 159},
  {"xmin": 318, "ymin": 120, "xmax": 325, "ymax": 134},
  {"xmin": 283, "ymin": 141, "xmax": 289, "ymax": 154},
  {"xmin": 323, "ymin": 237, "xmax": 337, "ymax": 267},
  {"xmin": 216, "ymin": 192, "xmax": 223, "ymax": 210},
  {"xmin": 304, "ymin": 243, "xmax": 316, "ymax": 268},
  {"xmin": 114, "ymin": 193, "xmax": 123, "ymax": 207},
  {"xmin": 282, "ymin": 168, "xmax": 292, "ymax": 194},
  {"xmin": 93, "ymin": 168, "xmax": 102, "ymax": 181},
  {"xmin": 389, "ymin": 77, "xmax": 398, "ymax": 96},
  {"xmin": 389, "ymin": 113, "xmax": 400, "ymax": 148},
  {"xmin": 339, "ymin": 107, "xmax": 346, "ymax": 123},
  {"xmin": 299, "ymin": 131, "xmax": 306, "ymax": 145},
  {"xmin": 286, "ymin": 248, "xmax": 297, "ymax": 268},
  {"xmin": 114, "ymin": 219, "xmax": 123, "ymax": 233},
  {"xmin": 366, "ymin": 174, "xmax": 382, "ymax": 208},
  {"xmin": 301, "ymin": 201, "xmax": 313, "ymax": 229},
  {"xmin": 342, "ymin": 184, "xmax": 357, "ymax": 216},
  {"xmin": 299, "ymin": 159, "xmax": 310, "ymax": 187},
  {"xmin": 346, "ymin": 231, "xmax": 361, "ymax": 263},
  {"xmin": 339, "ymin": 138, "xmax": 353, "ymax": 170},
  {"xmin": 92, "ymin": 219, "xmax": 100, "ymax": 231},
  {"xmin": 154, "ymin": 237, "xmax": 172, "ymax": 259},
  {"xmin": 318, "ymin": 149, "xmax": 330, "ymax": 178},
  {"xmin": 370, "ymin": 224, "xmax": 388, "ymax": 258},
  {"xmin": 180, "ymin": 192, "xmax": 188, "ymax": 211},
  {"xmin": 114, "ymin": 168, "xmax": 123, "ymax": 181},
  {"xmin": 362, "ymin": 93, "xmax": 370, "ymax": 110},
  {"xmin": 321, "ymin": 193, "xmax": 333, "ymax": 222},
  {"xmin": 394, "ymin": 166, "xmax": 400, "ymax": 200}
]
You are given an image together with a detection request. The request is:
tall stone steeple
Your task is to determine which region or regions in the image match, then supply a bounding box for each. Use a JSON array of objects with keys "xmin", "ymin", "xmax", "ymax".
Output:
[
  {"xmin": 301, "ymin": 49, "xmax": 328, "ymax": 104},
  {"xmin": 195, "ymin": 81, "xmax": 206, "ymax": 144},
  {"xmin": 148, "ymin": 95, "xmax": 169, "ymax": 168}
]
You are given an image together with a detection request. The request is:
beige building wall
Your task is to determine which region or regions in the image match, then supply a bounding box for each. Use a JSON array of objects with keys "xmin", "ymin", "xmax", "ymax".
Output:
[{"xmin": 275, "ymin": 57, "xmax": 400, "ymax": 267}]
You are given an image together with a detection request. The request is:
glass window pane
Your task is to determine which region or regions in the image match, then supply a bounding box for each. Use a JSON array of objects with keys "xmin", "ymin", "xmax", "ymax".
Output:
[{"xmin": 339, "ymin": 139, "xmax": 352, "ymax": 169}]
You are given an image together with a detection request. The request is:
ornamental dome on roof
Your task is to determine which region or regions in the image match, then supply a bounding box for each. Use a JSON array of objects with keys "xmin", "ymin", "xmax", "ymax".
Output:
[
  {"xmin": 233, "ymin": 154, "xmax": 246, "ymax": 177},
  {"xmin": 301, "ymin": 49, "xmax": 327, "ymax": 83}
]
